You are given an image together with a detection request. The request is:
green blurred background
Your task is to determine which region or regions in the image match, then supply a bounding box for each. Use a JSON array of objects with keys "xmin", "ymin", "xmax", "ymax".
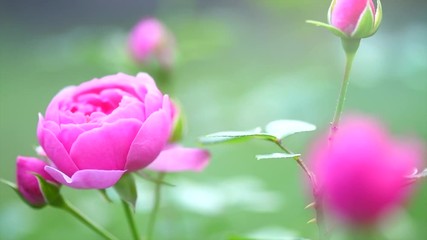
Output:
[{"xmin": 1, "ymin": 0, "xmax": 426, "ymax": 239}]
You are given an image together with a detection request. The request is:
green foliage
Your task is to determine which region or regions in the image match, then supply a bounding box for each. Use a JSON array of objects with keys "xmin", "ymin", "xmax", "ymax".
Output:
[
  {"xmin": 113, "ymin": 173, "xmax": 137, "ymax": 210},
  {"xmin": 255, "ymin": 153, "xmax": 300, "ymax": 160},
  {"xmin": 34, "ymin": 175, "xmax": 63, "ymax": 208},
  {"xmin": 200, "ymin": 120, "xmax": 316, "ymax": 145}
]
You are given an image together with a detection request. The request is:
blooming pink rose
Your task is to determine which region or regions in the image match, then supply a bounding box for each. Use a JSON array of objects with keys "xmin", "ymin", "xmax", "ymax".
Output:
[
  {"xmin": 329, "ymin": 0, "xmax": 381, "ymax": 38},
  {"xmin": 128, "ymin": 18, "xmax": 175, "ymax": 69},
  {"xmin": 310, "ymin": 115, "xmax": 422, "ymax": 226},
  {"xmin": 37, "ymin": 73, "xmax": 173, "ymax": 189},
  {"xmin": 16, "ymin": 156, "xmax": 59, "ymax": 207}
]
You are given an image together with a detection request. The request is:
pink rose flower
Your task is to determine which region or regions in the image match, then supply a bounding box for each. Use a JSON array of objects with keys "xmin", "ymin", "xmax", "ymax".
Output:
[
  {"xmin": 329, "ymin": 0, "xmax": 382, "ymax": 38},
  {"xmin": 310, "ymin": 115, "xmax": 422, "ymax": 226},
  {"xmin": 16, "ymin": 156, "xmax": 59, "ymax": 207},
  {"xmin": 128, "ymin": 18, "xmax": 175, "ymax": 69},
  {"xmin": 37, "ymin": 73, "xmax": 173, "ymax": 189}
]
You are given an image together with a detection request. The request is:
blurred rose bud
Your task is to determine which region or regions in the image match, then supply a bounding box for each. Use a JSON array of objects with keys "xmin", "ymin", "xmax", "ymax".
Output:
[
  {"xmin": 310, "ymin": 115, "xmax": 423, "ymax": 226},
  {"xmin": 329, "ymin": 0, "xmax": 382, "ymax": 38},
  {"xmin": 128, "ymin": 18, "xmax": 175, "ymax": 69},
  {"xmin": 16, "ymin": 156, "xmax": 59, "ymax": 207}
]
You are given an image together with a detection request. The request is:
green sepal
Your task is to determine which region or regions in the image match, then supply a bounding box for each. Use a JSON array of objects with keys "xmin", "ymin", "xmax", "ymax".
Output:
[
  {"xmin": 351, "ymin": 4, "xmax": 375, "ymax": 38},
  {"xmin": 255, "ymin": 153, "xmax": 300, "ymax": 160},
  {"xmin": 113, "ymin": 173, "xmax": 137, "ymax": 210},
  {"xmin": 1, "ymin": 178, "xmax": 44, "ymax": 209},
  {"xmin": 327, "ymin": 0, "xmax": 337, "ymax": 23},
  {"xmin": 306, "ymin": 20, "xmax": 348, "ymax": 39},
  {"xmin": 169, "ymin": 101, "xmax": 186, "ymax": 143},
  {"xmin": 199, "ymin": 127, "xmax": 277, "ymax": 145},
  {"xmin": 35, "ymin": 174, "xmax": 64, "ymax": 208},
  {"xmin": 369, "ymin": 0, "xmax": 383, "ymax": 37},
  {"xmin": 265, "ymin": 120, "xmax": 316, "ymax": 140}
]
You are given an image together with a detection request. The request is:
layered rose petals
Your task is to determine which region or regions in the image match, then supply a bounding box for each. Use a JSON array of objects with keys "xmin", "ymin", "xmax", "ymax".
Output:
[{"xmin": 37, "ymin": 73, "xmax": 173, "ymax": 189}]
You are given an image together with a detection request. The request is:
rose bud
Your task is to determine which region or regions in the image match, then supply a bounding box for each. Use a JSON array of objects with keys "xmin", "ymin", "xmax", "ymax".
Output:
[
  {"xmin": 309, "ymin": 115, "xmax": 423, "ymax": 227},
  {"xmin": 16, "ymin": 156, "xmax": 59, "ymax": 207},
  {"xmin": 328, "ymin": 0, "xmax": 382, "ymax": 38},
  {"xmin": 128, "ymin": 18, "xmax": 175, "ymax": 69},
  {"xmin": 37, "ymin": 73, "xmax": 174, "ymax": 189}
]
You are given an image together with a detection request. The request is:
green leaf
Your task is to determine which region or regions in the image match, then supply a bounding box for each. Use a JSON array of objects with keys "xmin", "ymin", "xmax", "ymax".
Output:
[
  {"xmin": 255, "ymin": 153, "xmax": 300, "ymax": 160},
  {"xmin": 265, "ymin": 120, "xmax": 316, "ymax": 140},
  {"xmin": 305, "ymin": 20, "xmax": 348, "ymax": 38},
  {"xmin": 114, "ymin": 173, "xmax": 137, "ymax": 210},
  {"xmin": 35, "ymin": 174, "xmax": 64, "ymax": 208},
  {"xmin": 169, "ymin": 100, "xmax": 186, "ymax": 143},
  {"xmin": 199, "ymin": 127, "xmax": 277, "ymax": 145}
]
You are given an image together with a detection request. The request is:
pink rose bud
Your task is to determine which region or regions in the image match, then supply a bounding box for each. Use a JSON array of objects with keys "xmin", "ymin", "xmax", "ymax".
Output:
[
  {"xmin": 310, "ymin": 115, "xmax": 422, "ymax": 226},
  {"xmin": 147, "ymin": 144, "xmax": 210, "ymax": 172},
  {"xmin": 37, "ymin": 73, "xmax": 174, "ymax": 189},
  {"xmin": 16, "ymin": 156, "xmax": 59, "ymax": 207},
  {"xmin": 128, "ymin": 18, "xmax": 175, "ymax": 69},
  {"xmin": 329, "ymin": 0, "xmax": 382, "ymax": 38}
]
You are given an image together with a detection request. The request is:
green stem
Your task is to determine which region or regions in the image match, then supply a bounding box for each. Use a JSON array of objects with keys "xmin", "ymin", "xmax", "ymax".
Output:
[
  {"xmin": 122, "ymin": 200, "xmax": 140, "ymax": 240},
  {"xmin": 62, "ymin": 200, "xmax": 120, "ymax": 240},
  {"xmin": 274, "ymin": 141, "xmax": 329, "ymax": 240},
  {"xmin": 329, "ymin": 38, "xmax": 360, "ymax": 143},
  {"xmin": 146, "ymin": 172, "xmax": 166, "ymax": 240}
]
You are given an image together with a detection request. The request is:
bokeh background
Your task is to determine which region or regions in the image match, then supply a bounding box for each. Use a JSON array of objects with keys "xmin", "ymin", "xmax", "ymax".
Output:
[{"xmin": 1, "ymin": 0, "xmax": 426, "ymax": 239}]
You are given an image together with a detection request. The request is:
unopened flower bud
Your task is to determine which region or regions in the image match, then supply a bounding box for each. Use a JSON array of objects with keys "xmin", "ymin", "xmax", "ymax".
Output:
[
  {"xmin": 328, "ymin": 0, "xmax": 382, "ymax": 38},
  {"xmin": 16, "ymin": 156, "xmax": 59, "ymax": 207},
  {"xmin": 128, "ymin": 18, "xmax": 175, "ymax": 69}
]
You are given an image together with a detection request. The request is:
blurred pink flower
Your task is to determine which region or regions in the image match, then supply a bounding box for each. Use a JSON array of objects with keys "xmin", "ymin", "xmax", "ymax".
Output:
[
  {"xmin": 128, "ymin": 18, "xmax": 175, "ymax": 69},
  {"xmin": 310, "ymin": 115, "xmax": 423, "ymax": 226},
  {"xmin": 329, "ymin": 0, "xmax": 381, "ymax": 38},
  {"xmin": 37, "ymin": 73, "xmax": 173, "ymax": 189},
  {"xmin": 16, "ymin": 156, "xmax": 59, "ymax": 207}
]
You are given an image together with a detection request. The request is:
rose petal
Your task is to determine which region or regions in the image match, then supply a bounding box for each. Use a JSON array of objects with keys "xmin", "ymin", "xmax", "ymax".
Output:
[
  {"xmin": 104, "ymin": 96, "xmax": 146, "ymax": 123},
  {"xmin": 38, "ymin": 122, "xmax": 79, "ymax": 177},
  {"xmin": 126, "ymin": 109, "xmax": 171, "ymax": 171},
  {"xmin": 147, "ymin": 145, "xmax": 210, "ymax": 172},
  {"xmin": 45, "ymin": 166, "xmax": 125, "ymax": 189},
  {"xmin": 70, "ymin": 119, "xmax": 142, "ymax": 170},
  {"xmin": 45, "ymin": 86, "xmax": 76, "ymax": 122}
]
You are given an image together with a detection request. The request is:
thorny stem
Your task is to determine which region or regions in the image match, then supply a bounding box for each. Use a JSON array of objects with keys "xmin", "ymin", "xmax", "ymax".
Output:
[
  {"xmin": 274, "ymin": 140, "xmax": 328, "ymax": 240},
  {"xmin": 146, "ymin": 172, "xmax": 166, "ymax": 240}
]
